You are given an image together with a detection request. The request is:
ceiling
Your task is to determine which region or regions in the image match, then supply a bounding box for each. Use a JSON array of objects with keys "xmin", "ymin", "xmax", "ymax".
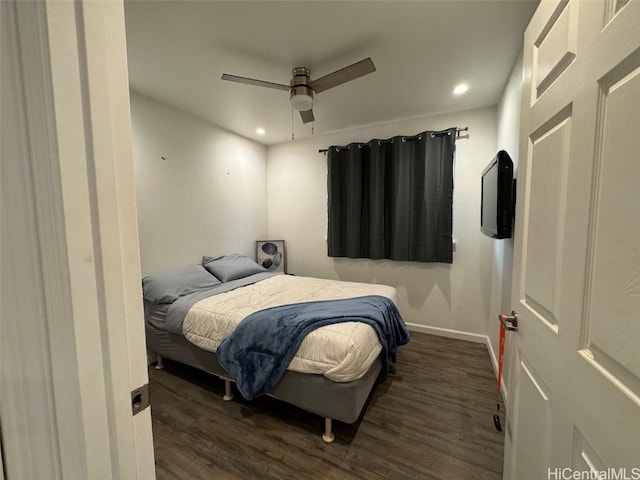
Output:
[{"xmin": 124, "ymin": 1, "xmax": 538, "ymax": 146}]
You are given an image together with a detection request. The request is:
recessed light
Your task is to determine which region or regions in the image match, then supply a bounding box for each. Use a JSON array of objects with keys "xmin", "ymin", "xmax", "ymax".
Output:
[
  {"xmin": 256, "ymin": 128, "xmax": 266, "ymax": 135},
  {"xmin": 453, "ymin": 84, "xmax": 469, "ymax": 96}
]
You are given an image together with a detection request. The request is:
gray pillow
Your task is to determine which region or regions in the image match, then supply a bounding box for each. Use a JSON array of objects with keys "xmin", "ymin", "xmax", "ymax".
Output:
[
  {"xmin": 142, "ymin": 264, "xmax": 221, "ymax": 304},
  {"xmin": 202, "ymin": 253, "xmax": 266, "ymax": 282}
]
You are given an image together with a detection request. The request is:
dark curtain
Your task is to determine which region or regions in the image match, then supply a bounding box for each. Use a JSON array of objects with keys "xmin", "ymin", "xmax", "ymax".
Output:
[{"xmin": 327, "ymin": 128, "xmax": 455, "ymax": 263}]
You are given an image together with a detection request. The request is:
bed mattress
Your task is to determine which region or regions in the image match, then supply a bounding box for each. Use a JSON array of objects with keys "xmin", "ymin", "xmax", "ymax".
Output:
[{"xmin": 182, "ymin": 274, "xmax": 397, "ymax": 382}]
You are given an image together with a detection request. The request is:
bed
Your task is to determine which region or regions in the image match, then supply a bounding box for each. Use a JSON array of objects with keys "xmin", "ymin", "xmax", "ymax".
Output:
[{"xmin": 143, "ymin": 253, "xmax": 410, "ymax": 442}]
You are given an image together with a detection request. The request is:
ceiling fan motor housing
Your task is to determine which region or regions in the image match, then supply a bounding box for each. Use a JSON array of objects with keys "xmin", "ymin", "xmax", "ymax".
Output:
[
  {"xmin": 221, "ymin": 58, "xmax": 375, "ymax": 122},
  {"xmin": 290, "ymin": 67, "xmax": 314, "ymax": 111}
]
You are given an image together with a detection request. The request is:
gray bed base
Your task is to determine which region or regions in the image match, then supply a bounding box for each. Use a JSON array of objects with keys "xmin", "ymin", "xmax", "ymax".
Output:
[{"xmin": 145, "ymin": 323, "xmax": 382, "ymax": 442}]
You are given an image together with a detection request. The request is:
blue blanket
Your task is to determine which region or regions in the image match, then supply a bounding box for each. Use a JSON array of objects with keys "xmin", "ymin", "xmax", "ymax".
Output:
[{"xmin": 217, "ymin": 295, "xmax": 411, "ymax": 400}]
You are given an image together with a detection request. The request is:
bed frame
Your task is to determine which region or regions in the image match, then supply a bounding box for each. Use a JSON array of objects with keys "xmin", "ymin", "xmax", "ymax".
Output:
[{"xmin": 145, "ymin": 322, "xmax": 382, "ymax": 442}]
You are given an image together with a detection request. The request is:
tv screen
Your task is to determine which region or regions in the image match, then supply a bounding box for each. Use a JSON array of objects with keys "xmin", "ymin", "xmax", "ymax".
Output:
[{"xmin": 481, "ymin": 151, "xmax": 514, "ymax": 239}]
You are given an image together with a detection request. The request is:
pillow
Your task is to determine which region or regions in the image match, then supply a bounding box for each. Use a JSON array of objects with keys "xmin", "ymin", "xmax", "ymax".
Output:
[
  {"xmin": 202, "ymin": 253, "xmax": 266, "ymax": 282},
  {"xmin": 142, "ymin": 264, "xmax": 221, "ymax": 304}
]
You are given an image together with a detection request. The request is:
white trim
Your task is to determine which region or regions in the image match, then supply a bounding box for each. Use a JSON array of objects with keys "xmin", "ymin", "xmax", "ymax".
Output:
[
  {"xmin": 405, "ymin": 323, "xmax": 488, "ymax": 344},
  {"xmin": 406, "ymin": 323, "xmax": 509, "ymax": 406},
  {"xmin": 2, "ymin": 1, "xmax": 154, "ymax": 477},
  {"xmin": 485, "ymin": 336, "xmax": 509, "ymax": 407},
  {"xmin": 76, "ymin": 1, "xmax": 154, "ymax": 476},
  {"xmin": 2, "ymin": 1, "xmax": 94, "ymax": 477},
  {"xmin": 486, "ymin": 337, "xmax": 499, "ymax": 379},
  {"xmin": 45, "ymin": 2, "xmax": 116, "ymax": 475}
]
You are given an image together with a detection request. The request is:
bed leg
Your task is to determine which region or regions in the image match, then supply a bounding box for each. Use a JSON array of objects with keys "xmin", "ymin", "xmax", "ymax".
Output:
[
  {"xmin": 322, "ymin": 417, "xmax": 335, "ymax": 443},
  {"xmin": 155, "ymin": 354, "xmax": 165, "ymax": 370},
  {"xmin": 222, "ymin": 378, "xmax": 234, "ymax": 401}
]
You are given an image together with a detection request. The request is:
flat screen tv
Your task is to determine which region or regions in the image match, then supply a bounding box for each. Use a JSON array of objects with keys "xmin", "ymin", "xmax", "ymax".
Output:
[{"xmin": 481, "ymin": 150, "xmax": 514, "ymax": 239}]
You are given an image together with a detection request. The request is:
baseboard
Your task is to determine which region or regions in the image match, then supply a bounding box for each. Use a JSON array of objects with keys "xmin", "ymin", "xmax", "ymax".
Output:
[
  {"xmin": 485, "ymin": 335, "xmax": 509, "ymax": 407},
  {"xmin": 406, "ymin": 322, "xmax": 509, "ymax": 406},
  {"xmin": 405, "ymin": 323, "xmax": 487, "ymax": 344}
]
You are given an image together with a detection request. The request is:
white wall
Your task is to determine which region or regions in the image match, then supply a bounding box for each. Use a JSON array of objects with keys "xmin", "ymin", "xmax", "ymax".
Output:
[
  {"xmin": 491, "ymin": 51, "xmax": 524, "ymax": 404},
  {"xmin": 267, "ymin": 107, "xmax": 497, "ymax": 335},
  {"xmin": 130, "ymin": 92, "xmax": 268, "ymax": 275},
  {"xmin": 130, "ymin": 69, "xmax": 523, "ymax": 353}
]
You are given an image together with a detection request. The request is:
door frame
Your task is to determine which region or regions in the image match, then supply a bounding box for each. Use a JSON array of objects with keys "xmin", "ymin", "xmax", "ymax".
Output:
[{"xmin": 1, "ymin": 0, "xmax": 154, "ymax": 477}]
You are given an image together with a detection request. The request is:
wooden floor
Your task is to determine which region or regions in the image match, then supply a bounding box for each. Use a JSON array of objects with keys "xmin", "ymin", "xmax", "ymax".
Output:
[{"xmin": 149, "ymin": 332, "xmax": 505, "ymax": 480}]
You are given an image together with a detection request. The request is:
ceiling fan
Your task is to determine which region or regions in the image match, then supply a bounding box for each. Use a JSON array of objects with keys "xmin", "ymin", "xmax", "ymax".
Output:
[{"xmin": 221, "ymin": 58, "xmax": 376, "ymax": 124}]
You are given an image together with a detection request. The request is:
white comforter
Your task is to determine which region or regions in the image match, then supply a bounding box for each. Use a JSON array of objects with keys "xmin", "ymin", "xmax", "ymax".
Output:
[{"xmin": 183, "ymin": 274, "xmax": 397, "ymax": 382}]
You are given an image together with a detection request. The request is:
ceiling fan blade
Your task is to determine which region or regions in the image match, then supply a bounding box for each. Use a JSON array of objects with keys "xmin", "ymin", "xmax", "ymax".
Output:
[
  {"xmin": 309, "ymin": 57, "xmax": 376, "ymax": 94},
  {"xmin": 300, "ymin": 109, "xmax": 315, "ymax": 124},
  {"xmin": 221, "ymin": 74, "xmax": 290, "ymax": 91}
]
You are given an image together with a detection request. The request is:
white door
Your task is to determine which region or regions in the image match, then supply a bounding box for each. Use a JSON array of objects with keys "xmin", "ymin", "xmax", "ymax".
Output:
[
  {"xmin": 505, "ymin": 0, "xmax": 640, "ymax": 478},
  {"xmin": 1, "ymin": 0, "xmax": 154, "ymax": 478}
]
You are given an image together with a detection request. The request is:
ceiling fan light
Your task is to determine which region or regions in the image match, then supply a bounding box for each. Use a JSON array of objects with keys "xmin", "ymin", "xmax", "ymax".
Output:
[{"xmin": 290, "ymin": 93, "xmax": 313, "ymax": 111}]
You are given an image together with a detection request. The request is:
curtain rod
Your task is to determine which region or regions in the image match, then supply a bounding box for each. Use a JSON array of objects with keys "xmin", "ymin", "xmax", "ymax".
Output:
[{"xmin": 318, "ymin": 127, "xmax": 468, "ymax": 154}]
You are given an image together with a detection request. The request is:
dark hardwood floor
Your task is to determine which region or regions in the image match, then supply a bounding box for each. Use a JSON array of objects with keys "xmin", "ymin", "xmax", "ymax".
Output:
[{"xmin": 149, "ymin": 332, "xmax": 505, "ymax": 480}]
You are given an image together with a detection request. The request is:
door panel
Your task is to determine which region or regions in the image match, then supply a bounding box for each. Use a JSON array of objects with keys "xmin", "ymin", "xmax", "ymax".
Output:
[
  {"xmin": 572, "ymin": 428, "xmax": 607, "ymax": 473},
  {"xmin": 507, "ymin": 0, "xmax": 640, "ymax": 477},
  {"xmin": 533, "ymin": 0, "xmax": 578, "ymax": 99},
  {"xmin": 587, "ymin": 56, "xmax": 640, "ymax": 384},
  {"xmin": 513, "ymin": 359, "xmax": 552, "ymax": 480},
  {"xmin": 524, "ymin": 112, "xmax": 572, "ymax": 330}
]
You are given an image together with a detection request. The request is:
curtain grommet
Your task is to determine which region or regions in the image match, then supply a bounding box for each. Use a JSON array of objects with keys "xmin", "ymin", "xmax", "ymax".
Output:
[{"xmin": 401, "ymin": 137, "xmax": 406, "ymax": 142}]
